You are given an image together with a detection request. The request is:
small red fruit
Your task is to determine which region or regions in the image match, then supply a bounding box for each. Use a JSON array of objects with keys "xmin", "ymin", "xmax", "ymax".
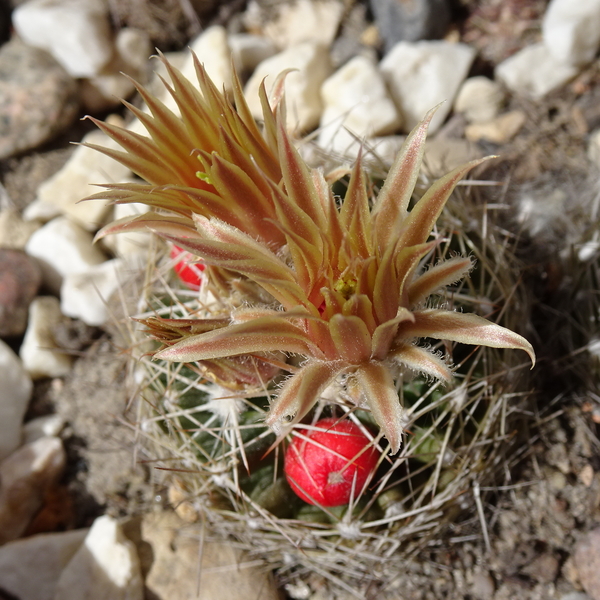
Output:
[
  {"xmin": 170, "ymin": 244, "xmax": 205, "ymax": 290},
  {"xmin": 284, "ymin": 417, "xmax": 379, "ymax": 507}
]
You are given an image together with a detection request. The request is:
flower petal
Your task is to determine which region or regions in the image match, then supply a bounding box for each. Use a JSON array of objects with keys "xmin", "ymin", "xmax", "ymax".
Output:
[
  {"xmin": 155, "ymin": 317, "xmax": 322, "ymax": 362},
  {"xmin": 389, "ymin": 344, "xmax": 453, "ymax": 381},
  {"xmin": 355, "ymin": 361, "xmax": 406, "ymax": 453},
  {"xmin": 266, "ymin": 360, "xmax": 343, "ymax": 433},
  {"xmin": 328, "ymin": 314, "xmax": 373, "ymax": 364},
  {"xmin": 408, "ymin": 256, "xmax": 474, "ymax": 307},
  {"xmin": 399, "ymin": 309, "xmax": 536, "ymax": 366}
]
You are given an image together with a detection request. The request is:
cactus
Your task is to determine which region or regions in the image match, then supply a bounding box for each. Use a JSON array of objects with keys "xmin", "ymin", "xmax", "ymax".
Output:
[{"xmin": 90, "ymin": 55, "xmax": 536, "ymax": 594}]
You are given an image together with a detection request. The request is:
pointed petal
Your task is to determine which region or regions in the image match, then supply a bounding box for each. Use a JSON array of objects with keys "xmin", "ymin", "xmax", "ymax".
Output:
[
  {"xmin": 266, "ymin": 361, "xmax": 343, "ymax": 433},
  {"xmin": 339, "ymin": 152, "xmax": 372, "ymax": 257},
  {"xmin": 389, "ymin": 344, "xmax": 452, "ymax": 381},
  {"xmin": 408, "ymin": 256, "xmax": 474, "ymax": 307},
  {"xmin": 397, "ymin": 157, "xmax": 491, "ymax": 250},
  {"xmin": 328, "ymin": 314, "xmax": 373, "ymax": 364},
  {"xmin": 372, "ymin": 106, "xmax": 438, "ymax": 250},
  {"xmin": 371, "ymin": 308, "xmax": 415, "ymax": 360},
  {"xmin": 155, "ymin": 317, "xmax": 321, "ymax": 362},
  {"xmin": 399, "ymin": 309, "xmax": 536, "ymax": 366},
  {"xmin": 355, "ymin": 362, "xmax": 405, "ymax": 453}
]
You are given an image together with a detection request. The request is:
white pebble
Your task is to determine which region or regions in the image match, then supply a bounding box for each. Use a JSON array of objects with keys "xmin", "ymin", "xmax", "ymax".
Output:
[
  {"xmin": 380, "ymin": 40, "xmax": 476, "ymax": 134},
  {"xmin": 318, "ymin": 54, "xmax": 401, "ymax": 158},
  {"xmin": 27, "ymin": 125, "xmax": 130, "ymax": 231},
  {"xmin": 25, "ymin": 216, "xmax": 107, "ymax": 293},
  {"xmin": 23, "ymin": 414, "xmax": 66, "ymax": 444},
  {"xmin": 245, "ymin": 42, "xmax": 333, "ymax": 133},
  {"xmin": 542, "ymin": 0, "xmax": 600, "ymax": 66},
  {"xmin": 186, "ymin": 26, "xmax": 233, "ymax": 95},
  {"xmin": 229, "ymin": 33, "xmax": 277, "ymax": 73},
  {"xmin": 495, "ymin": 42, "xmax": 579, "ymax": 99},
  {"xmin": 0, "ymin": 528, "xmax": 87, "ymax": 600},
  {"xmin": 0, "ymin": 436, "xmax": 66, "ymax": 545},
  {"xmin": 20, "ymin": 296, "xmax": 73, "ymax": 379},
  {"xmin": 13, "ymin": 0, "xmax": 114, "ymax": 78},
  {"xmin": 55, "ymin": 515, "xmax": 144, "ymax": 600},
  {"xmin": 255, "ymin": 0, "xmax": 345, "ymax": 49},
  {"xmin": 61, "ymin": 257, "xmax": 142, "ymax": 326},
  {"xmin": 454, "ymin": 76, "xmax": 505, "ymax": 124},
  {"xmin": 0, "ymin": 339, "xmax": 33, "ymax": 461}
]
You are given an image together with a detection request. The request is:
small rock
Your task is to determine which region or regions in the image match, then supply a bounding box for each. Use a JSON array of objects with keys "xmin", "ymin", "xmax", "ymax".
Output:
[
  {"xmin": 587, "ymin": 128, "xmax": 600, "ymax": 167},
  {"xmin": 0, "ymin": 248, "xmax": 42, "ymax": 337},
  {"xmin": 495, "ymin": 42, "xmax": 579, "ymax": 99},
  {"xmin": 521, "ymin": 553, "xmax": 560, "ymax": 584},
  {"xmin": 20, "ymin": 296, "xmax": 73, "ymax": 379},
  {"xmin": 580, "ymin": 464, "xmax": 595, "ymax": 487},
  {"xmin": 464, "ymin": 110, "xmax": 526, "ymax": 144},
  {"xmin": 23, "ymin": 414, "xmax": 66, "ymax": 444},
  {"xmin": 13, "ymin": 0, "xmax": 114, "ymax": 78},
  {"xmin": 185, "ymin": 26, "xmax": 233, "ymax": 96},
  {"xmin": 61, "ymin": 257, "xmax": 143, "ymax": 326},
  {"xmin": 142, "ymin": 511, "xmax": 281, "ymax": 600},
  {"xmin": 55, "ymin": 515, "xmax": 144, "ymax": 600},
  {"xmin": 229, "ymin": 33, "xmax": 278, "ymax": 74},
  {"xmin": 574, "ymin": 528, "xmax": 600, "ymax": 600},
  {"xmin": 0, "ymin": 528, "xmax": 87, "ymax": 600},
  {"xmin": 245, "ymin": 42, "xmax": 333, "ymax": 133},
  {"xmin": 0, "ymin": 207, "xmax": 41, "ymax": 249},
  {"xmin": 28, "ymin": 122, "xmax": 130, "ymax": 231},
  {"xmin": 81, "ymin": 27, "xmax": 152, "ymax": 113},
  {"xmin": 471, "ymin": 569, "xmax": 495, "ymax": 599},
  {"xmin": 318, "ymin": 54, "xmax": 401, "ymax": 157},
  {"xmin": 422, "ymin": 137, "xmax": 483, "ymax": 178},
  {"xmin": 454, "ymin": 76, "xmax": 505, "ymax": 124},
  {"xmin": 0, "ymin": 436, "xmax": 66, "ymax": 545},
  {"xmin": 0, "ymin": 38, "xmax": 78, "ymax": 159},
  {"xmin": 0, "ymin": 339, "xmax": 33, "ymax": 461},
  {"xmin": 370, "ymin": 0, "xmax": 451, "ymax": 52},
  {"xmin": 560, "ymin": 593, "xmax": 593, "ymax": 600},
  {"xmin": 380, "ymin": 40, "xmax": 476, "ymax": 134},
  {"xmin": 25, "ymin": 216, "xmax": 107, "ymax": 293},
  {"xmin": 246, "ymin": 0, "xmax": 344, "ymax": 49},
  {"xmin": 542, "ymin": 0, "xmax": 600, "ymax": 67}
]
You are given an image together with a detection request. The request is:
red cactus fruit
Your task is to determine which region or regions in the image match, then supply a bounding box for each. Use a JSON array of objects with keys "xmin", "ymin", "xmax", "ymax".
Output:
[
  {"xmin": 170, "ymin": 244, "xmax": 205, "ymax": 290},
  {"xmin": 284, "ymin": 417, "xmax": 380, "ymax": 507}
]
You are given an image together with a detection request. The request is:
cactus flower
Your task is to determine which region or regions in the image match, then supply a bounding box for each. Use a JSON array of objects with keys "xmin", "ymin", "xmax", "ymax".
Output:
[{"xmin": 91, "ymin": 53, "xmax": 535, "ymax": 453}]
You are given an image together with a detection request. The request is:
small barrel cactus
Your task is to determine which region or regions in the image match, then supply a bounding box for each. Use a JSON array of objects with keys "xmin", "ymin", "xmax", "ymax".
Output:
[{"xmin": 89, "ymin": 54, "xmax": 536, "ymax": 593}]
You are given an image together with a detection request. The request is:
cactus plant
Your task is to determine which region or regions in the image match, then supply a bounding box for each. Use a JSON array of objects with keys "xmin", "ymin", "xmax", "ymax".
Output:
[{"xmin": 89, "ymin": 54, "xmax": 537, "ymax": 594}]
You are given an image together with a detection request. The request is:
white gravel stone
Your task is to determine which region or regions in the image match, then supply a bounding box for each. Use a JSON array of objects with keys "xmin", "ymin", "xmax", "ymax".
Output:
[
  {"xmin": 380, "ymin": 40, "xmax": 476, "ymax": 134},
  {"xmin": 0, "ymin": 208, "xmax": 41, "ymax": 249},
  {"xmin": 61, "ymin": 257, "xmax": 142, "ymax": 326},
  {"xmin": 422, "ymin": 137, "xmax": 483, "ymax": 178},
  {"xmin": 27, "ymin": 123, "xmax": 130, "ymax": 231},
  {"xmin": 23, "ymin": 414, "xmax": 66, "ymax": 444},
  {"xmin": 454, "ymin": 76, "xmax": 505, "ymax": 124},
  {"xmin": 20, "ymin": 296, "xmax": 73, "ymax": 379},
  {"xmin": 318, "ymin": 54, "xmax": 402, "ymax": 158},
  {"xmin": 229, "ymin": 33, "xmax": 278, "ymax": 73},
  {"xmin": 587, "ymin": 128, "xmax": 600, "ymax": 168},
  {"xmin": 55, "ymin": 515, "xmax": 144, "ymax": 600},
  {"xmin": 542, "ymin": 0, "xmax": 600, "ymax": 66},
  {"xmin": 245, "ymin": 42, "xmax": 333, "ymax": 132},
  {"xmin": 25, "ymin": 216, "xmax": 107, "ymax": 293},
  {"xmin": 81, "ymin": 28, "xmax": 152, "ymax": 113},
  {"xmin": 0, "ymin": 436, "xmax": 66, "ymax": 545},
  {"xmin": 0, "ymin": 339, "xmax": 32, "ymax": 462},
  {"xmin": 0, "ymin": 528, "xmax": 87, "ymax": 600},
  {"xmin": 464, "ymin": 110, "xmax": 526, "ymax": 144},
  {"xmin": 252, "ymin": 0, "xmax": 345, "ymax": 49},
  {"xmin": 12, "ymin": 0, "xmax": 113, "ymax": 78},
  {"xmin": 495, "ymin": 42, "xmax": 579, "ymax": 99}
]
